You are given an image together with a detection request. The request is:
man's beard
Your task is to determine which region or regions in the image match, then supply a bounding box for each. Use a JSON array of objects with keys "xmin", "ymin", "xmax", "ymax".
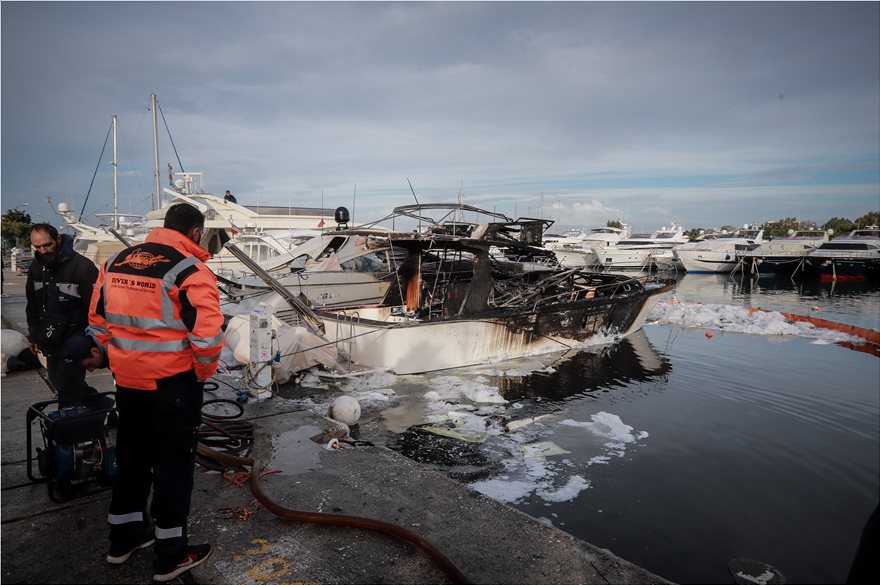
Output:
[{"xmin": 36, "ymin": 250, "xmax": 56, "ymax": 264}]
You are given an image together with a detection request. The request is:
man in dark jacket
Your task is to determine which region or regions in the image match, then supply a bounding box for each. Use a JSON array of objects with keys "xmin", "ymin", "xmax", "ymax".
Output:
[{"xmin": 25, "ymin": 223, "xmax": 99, "ymax": 408}]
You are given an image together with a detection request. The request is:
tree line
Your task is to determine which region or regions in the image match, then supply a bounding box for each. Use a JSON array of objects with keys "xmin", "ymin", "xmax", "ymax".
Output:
[
  {"xmin": 2, "ymin": 208, "xmax": 879, "ymax": 251},
  {"xmin": 607, "ymin": 211, "xmax": 879, "ymax": 240}
]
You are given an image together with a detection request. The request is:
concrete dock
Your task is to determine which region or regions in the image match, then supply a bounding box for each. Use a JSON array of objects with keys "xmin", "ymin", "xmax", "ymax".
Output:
[{"xmin": 1, "ymin": 269, "xmax": 672, "ymax": 584}]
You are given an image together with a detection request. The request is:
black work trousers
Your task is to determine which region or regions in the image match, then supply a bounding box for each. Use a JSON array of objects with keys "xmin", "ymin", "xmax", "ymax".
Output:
[
  {"xmin": 44, "ymin": 334, "xmax": 93, "ymax": 409},
  {"xmin": 107, "ymin": 370, "xmax": 203, "ymax": 571}
]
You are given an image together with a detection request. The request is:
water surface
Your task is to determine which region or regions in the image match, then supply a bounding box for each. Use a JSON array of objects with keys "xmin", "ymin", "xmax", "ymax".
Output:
[{"xmin": 282, "ymin": 273, "xmax": 880, "ymax": 584}]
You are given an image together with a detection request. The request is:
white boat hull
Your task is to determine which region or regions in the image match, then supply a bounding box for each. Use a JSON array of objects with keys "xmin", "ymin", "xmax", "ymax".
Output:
[
  {"xmin": 675, "ymin": 249, "xmax": 739, "ymax": 273},
  {"xmin": 233, "ymin": 271, "xmax": 391, "ymax": 310},
  {"xmin": 595, "ymin": 247, "xmax": 664, "ymax": 269},
  {"xmin": 322, "ymin": 312, "xmax": 566, "ymax": 374},
  {"xmin": 553, "ymin": 248, "xmax": 600, "ymax": 268},
  {"xmin": 318, "ymin": 289, "xmax": 668, "ymax": 375}
]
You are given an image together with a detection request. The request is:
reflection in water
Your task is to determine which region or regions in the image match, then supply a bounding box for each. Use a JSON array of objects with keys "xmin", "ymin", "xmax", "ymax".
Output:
[
  {"xmin": 385, "ymin": 330, "xmax": 671, "ymax": 482},
  {"xmin": 492, "ymin": 329, "xmax": 671, "ymax": 403},
  {"xmin": 673, "ymin": 271, "xmax": 880, "ymax": 300},
  {"xmin": 730, "ymin": 273, "xmax": 880, "ymax": 298}
]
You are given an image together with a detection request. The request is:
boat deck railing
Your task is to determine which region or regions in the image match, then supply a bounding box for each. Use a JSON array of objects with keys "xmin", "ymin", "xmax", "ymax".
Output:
[
  {"xmin": 809, "ymin": 250, "xmax": 880, "ymax": 259},
  {"xmin": 738, "ymin": 249, "xmax": 814, "ymax": 259}
]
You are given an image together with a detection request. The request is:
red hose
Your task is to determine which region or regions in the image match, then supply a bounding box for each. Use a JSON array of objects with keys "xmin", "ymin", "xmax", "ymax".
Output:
[{"xmin": 197, "ymin": 444, "xmax": 469, "ymax": 584}]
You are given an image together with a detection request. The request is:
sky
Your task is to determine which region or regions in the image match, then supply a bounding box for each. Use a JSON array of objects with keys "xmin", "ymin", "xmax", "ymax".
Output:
[{"xmin": 2, "ymin": 1, "xmax": 879, "ymax": 234}]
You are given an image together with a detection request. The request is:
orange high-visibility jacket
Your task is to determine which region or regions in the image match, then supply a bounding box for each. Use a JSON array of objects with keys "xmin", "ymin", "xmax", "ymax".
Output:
[{"xmin": 89, "ymin": 227, "xmax": 224, "ymax": 390}]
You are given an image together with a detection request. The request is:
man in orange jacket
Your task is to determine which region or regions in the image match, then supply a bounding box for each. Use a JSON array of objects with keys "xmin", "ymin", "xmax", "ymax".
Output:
[{"xmin": 89, "ymin": 202, "xmax": 223, "ymax": 582}]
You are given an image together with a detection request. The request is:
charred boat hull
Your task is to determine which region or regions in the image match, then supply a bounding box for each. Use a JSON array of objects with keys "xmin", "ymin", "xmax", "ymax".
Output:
[{"xmin": 316, "ymin": 281, "xmax": 671, "ymax": 374}]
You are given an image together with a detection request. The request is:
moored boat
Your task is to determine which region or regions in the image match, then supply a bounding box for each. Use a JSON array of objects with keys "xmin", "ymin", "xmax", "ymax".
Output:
[
  {"xmin": 282, "ymin": 204, "xmax": 674, "ymax": 374},
  {"xmin": 593, "ymin": 224, "xmax": 689, "ymax": 271},
  {"xmin": 803, "ymin": 227, "xmax": 880, "ymax": 281},
  {"xmin": 674, "ymin": 227, "xmax": 764, "ymax": 273},
  {"xmin": 226, "ymin": 230, "xmax": 401, "ymax": 311},
  {"xmin": 544, "ymin": 225, "xmax": 630, "ymax": 269},
  {"xmin": 736, "ymin": 229, "xmax": 831, "ymax": 276}
]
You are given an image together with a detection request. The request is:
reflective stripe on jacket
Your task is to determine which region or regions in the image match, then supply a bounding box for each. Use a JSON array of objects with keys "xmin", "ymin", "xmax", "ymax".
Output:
[{"xmin": 89, "ymin": 227, "xmax": 224, "ymax": 390}]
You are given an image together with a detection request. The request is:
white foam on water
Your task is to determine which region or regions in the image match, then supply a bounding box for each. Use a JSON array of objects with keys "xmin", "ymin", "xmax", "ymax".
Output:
[
  {"xmin": 536, "ymin": 475, "xmax": 591, "ymax": 502},
  {"xmin": 348, "ymin": 388, "xmax": 397, "ymax": 408},
  {"xmin": 475, "ymin": 364, "xmax": 558, "ymax": 377},
  {"xmin": 423, "ymin": 409, "xmax": 505, "ymax": 439},
  {"xmin": 650, "ymin": 301, "xmax": 864, "ymax": 343},
  {"xmin": 567, "ymin": 331, "xmax": 624, "ymax": 350},
  {"xmin": 470, "ymin": 477, "xmax": 538, "ymax": 504},
  {"xmin": 560, "ymin": 412, "xmax": 649, "ymax": 448},
  {"xmin": 470, "ymin": 411, "xmax": 647, "ymax": 505},
  {"xmin": 341, "ymin": 369, "xmax": 397, "ymax": 391},
  {"xmin": 425, "ymin": 375, "xmax": 509, "ymax": 405}
]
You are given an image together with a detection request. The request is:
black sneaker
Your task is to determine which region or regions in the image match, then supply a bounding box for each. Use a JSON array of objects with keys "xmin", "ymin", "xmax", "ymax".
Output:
[
  {"xmin": 106, "ymin": 533, "xmax": 155, "ymax": 564},
  {"xmin": 153, "ymin": 544, "xmax": 212, "ymax": 582}
]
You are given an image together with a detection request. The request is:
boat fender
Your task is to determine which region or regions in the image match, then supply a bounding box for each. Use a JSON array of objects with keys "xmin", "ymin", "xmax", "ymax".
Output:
[{"xmin": 328, "ymin": 395, "xmax": 361, "ymax": 426}]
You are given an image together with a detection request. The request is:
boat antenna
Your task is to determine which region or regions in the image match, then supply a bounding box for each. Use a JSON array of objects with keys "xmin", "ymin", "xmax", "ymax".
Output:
[
  {"xmin": 150, "ymin": 92, "xmax": 161, "ymax": 209},
  {"xmin": 455, "ymin": 180, "xmax": 464, "ymax": 224},
  {"xmin": 407, "ymin": 178, "xmax": 421, "ymax": 232},
  {"xmin": 112, "ymin": 115, "xmax": 119, "ymax": 229},
  {"xmin": 352, "ymin": 183, "xmax": 357, "ymax": 228}
]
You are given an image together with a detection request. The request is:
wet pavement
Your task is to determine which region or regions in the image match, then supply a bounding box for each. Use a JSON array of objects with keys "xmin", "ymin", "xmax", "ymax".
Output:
[{"xmin": 1, "ymin": 269, "xmax": 672, "ymax": 584}]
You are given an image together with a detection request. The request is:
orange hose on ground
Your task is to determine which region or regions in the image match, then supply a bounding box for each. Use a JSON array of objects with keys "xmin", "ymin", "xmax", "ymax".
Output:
[{"xmin": 197, "ymin": 444, "xmax": 469, "ymax": 584}]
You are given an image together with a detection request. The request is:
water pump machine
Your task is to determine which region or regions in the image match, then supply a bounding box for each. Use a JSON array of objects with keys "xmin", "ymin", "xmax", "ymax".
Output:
[{"xmin": 26, "ymin": 393, "xmax": 118, "ymax": 502}]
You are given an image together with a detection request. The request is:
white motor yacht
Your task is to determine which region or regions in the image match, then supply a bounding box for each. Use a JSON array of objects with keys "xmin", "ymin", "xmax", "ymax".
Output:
[
  {"xmin": 674, "ymin": 227, "xmax": 765, "ymax": 273},
  {"xmin": 544, "ymin": 225, "xmax": 630, "ymax": 268},
  {"xmin": 593, "ymin": 225, "xmax": 690, "ymax": 270},
  {"xmin": 736, "ymin": 229, "xmax": 831, "ymax": 276},
  {"xmin": 803, "ymin": 227, "xmax": 880, "ymax": 281}
]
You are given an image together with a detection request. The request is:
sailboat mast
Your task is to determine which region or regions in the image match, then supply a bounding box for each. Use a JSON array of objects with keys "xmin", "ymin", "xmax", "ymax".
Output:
[
  {"xmin": 151, "ymin": 92, "xmax": 161, "ymax": 209},
  {"xmin": 112, "ymin": 114, "xmax": 119, "ymax": 229}
]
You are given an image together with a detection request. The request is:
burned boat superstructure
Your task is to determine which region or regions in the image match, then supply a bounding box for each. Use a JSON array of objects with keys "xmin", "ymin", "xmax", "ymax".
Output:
[{"xmin": 298, "ymin": 204, "xmax": 673, "ymax": 374}]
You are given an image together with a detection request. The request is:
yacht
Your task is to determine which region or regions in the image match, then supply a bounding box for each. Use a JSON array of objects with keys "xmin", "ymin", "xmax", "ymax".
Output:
[
  {"xmin": 55, "ymin": 202, "xmax": 150, "ymax": 268},
  {"xmin": 593, "ymin": 225, "xmax": 690, "ymax": 271},
  {"xmin": 736, "ymin": 229, "xmax": 831, "ymax": 276},
  {"xmin": 803, "ymin": 227, "xmax": 880, "ymax": 281},
  {"xmin": 544, "ymin": 225, "xmax": 630, "ymax": 268},
  {"xmin": 226, "ymin": 230, "xmax": 402, "ymax": 311},
  {"xmin": 143, "ymin": 172, "xmax": 337, "ymax": 275},
  {"xmin": 674, "ymin": 227, "xmax": 765, "ymax": 273},
  {"xmin": 300, "ymin": 204, "xmax": 674, "ymax": 374}
]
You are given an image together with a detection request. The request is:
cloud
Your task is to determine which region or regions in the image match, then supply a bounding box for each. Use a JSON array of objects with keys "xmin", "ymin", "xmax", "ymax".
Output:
[{"xmin": 1, "ymin": 1, "xmax": 877, "ymax": 232}]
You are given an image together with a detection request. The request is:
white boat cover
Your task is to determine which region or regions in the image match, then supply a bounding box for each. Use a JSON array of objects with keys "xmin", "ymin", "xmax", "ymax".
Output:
[{"xmin": 223, "ymin": 315, "xmax": 339, "ymax": 384}]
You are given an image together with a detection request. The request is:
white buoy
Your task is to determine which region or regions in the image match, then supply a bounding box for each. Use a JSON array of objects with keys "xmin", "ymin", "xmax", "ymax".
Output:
[
  {"xmin": 1, "ymin": 329, "xmax": 30, "ymax": 375},
  {"xmin": 328, "ymin": 395, "xmax": 361, "ymax": 426}
]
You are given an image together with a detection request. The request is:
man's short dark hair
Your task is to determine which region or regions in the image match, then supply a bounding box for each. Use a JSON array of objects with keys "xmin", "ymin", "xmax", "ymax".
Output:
[
  {"xmin": 29, "ymin": 223, "xmax": 59, "ymax": 240},
  {"xmin": 163, "ymin": 203, "xmax": 205, "ymax": 234}
]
